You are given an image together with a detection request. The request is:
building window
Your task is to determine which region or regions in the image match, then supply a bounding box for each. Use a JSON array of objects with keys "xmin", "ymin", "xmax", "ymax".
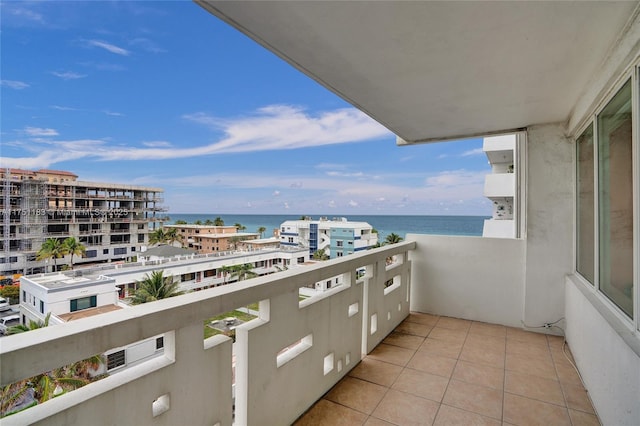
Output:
[
  {"xmin": 336, "ymin": 241, "xmax": 344, "ymax": 247},
  {"xmin": 107, "ymin": 350, "xmax": 126, "ymax": 370},
  {"xmin": 597, "ymin": 78, "xmax": 633, "ymax": 317},
  {"xmin": 85, "ymin": 250, "xmax": 97, "ymax": 258},
  {"xmin": 103, "ymin": 249, "xmax": 109, "ymax": 255},
  {"xmin": 576, "ymin": 124, "xmax": 595, "ymax": 284},
  {"xmin": 156, "ymin": 336, "xmax": 164, "ymax": 350},
  {"xmin": 39, "ymin": 300, "xmax": 44, "ymax": 314},
  {"xmin": 70, "ymin": 295, "xmax": 97, "ymax": 312},
  {"xmin": 114, "ymin": 247, "xmax": 127, "ymax": 255},
  {"xmin": 336, "ymin": 252, "xmax": 343, "ymax": 257}
]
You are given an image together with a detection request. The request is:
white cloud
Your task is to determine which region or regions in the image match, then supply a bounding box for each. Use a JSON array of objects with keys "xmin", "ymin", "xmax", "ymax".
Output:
[
  {"xmin": 348, "ymin": 200, "xmax": 358, "ymax": 207},
  {"xmin": 461, "ymin": 148, "xmax": 484, "ymax": 157},
  {"xmin": 283, "ymin": 202, "xmax": 290, "ymax": 209},
  {"xmin": 103, "ymin": 110, "xmax": 124, "ymax": 116},
  {"xmin": 4, "ymin": 105, "xmax": 391, "ymax": 167},
  {"xmin": 328, "ymin": 200, "xmax": 336, "ymax": 208},
  {"xmin": 315, "ymin": 163, "xmax": 349, "ymax": 170},
  {"xmin": 51, "ymin": 71, "xmax": 86, "ymax": 80},
  {"xmin": 7, "ymin": 6, "xmax": 44, "ymax": 23},
  {"xmin": 142, "ymin": 141, "xmax": 172, "ymax": 148},
  {"xmin": 50, "ymin": 105, "xmax": 78, "ymax": 111},
  {"xmin": 272, "ymin": 190, "xmax": 281, "ymax": 196},
  {"xmin": 24, "ymin": 126, "xmax": 58, "ymax": 137},
  {"xmin": 326, "ymin": 171, "xmax": 364, "ymax": 178},
  {"xmin": 86, "ymin": 39, "xmax": 131, "ymax": 56},
  {"xmin": 425, "ymin": 169, "xmax": 485, "ymax": 187},
  {"xmin": 1, "ymin": 80, "xmax": 29, "ymax": 90},
  {"xmin": 129, "ymin": 38, "xmax": 166, "ymax": 53}
]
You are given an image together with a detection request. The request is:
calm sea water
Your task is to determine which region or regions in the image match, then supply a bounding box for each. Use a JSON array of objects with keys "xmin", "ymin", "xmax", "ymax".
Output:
[{"xmin": 167, "ymin": 214, "xmax": 488, "ymax": 240}]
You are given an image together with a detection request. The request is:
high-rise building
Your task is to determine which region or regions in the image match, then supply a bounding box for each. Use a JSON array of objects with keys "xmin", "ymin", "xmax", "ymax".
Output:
[{"xmin": 0, "ymin": 168, "xmax": 166, "ymax": 276}]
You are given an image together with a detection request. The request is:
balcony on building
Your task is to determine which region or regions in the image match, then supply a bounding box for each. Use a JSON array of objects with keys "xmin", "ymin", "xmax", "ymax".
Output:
[{"xmin": 2, "ymin": 2, "xmax": 640, "ymax": 426}]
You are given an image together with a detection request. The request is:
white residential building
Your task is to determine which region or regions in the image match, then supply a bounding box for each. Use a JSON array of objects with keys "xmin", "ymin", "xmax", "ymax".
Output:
[
  {"xmin": 280, "ymin": 217, "xmax": 378, "ymax": 258},
  {"xmin": 482, "ymin": 134, "xmax": 521, "ymax": 238}
]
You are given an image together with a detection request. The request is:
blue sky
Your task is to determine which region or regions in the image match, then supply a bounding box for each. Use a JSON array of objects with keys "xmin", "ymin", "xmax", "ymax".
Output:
[{"xmin": 1, "ymin": 1, "xmax": 491, "ymax": 216}]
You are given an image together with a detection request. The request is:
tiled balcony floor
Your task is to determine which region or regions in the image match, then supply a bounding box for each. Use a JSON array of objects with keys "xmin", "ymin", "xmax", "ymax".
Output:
[{"xmin": 294, "ymin": 312, "xmax": 600, "ymax": 426}]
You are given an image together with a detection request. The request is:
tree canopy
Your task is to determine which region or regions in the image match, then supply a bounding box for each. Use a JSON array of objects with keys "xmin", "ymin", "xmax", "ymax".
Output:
[
  {"xmin": 36, "ymin": 238, "xmax": 65, "ymax": 272},
  {"xmin": 384, "ymin": 233, "xmax": 403, "ymax": 245},
  {"xmin": 62, "ymin": 237, "xmax": 86, "ymax": 269},
  {"xmin": 131, "ymin": 271, "xmax": 184, "ymax": 304}
]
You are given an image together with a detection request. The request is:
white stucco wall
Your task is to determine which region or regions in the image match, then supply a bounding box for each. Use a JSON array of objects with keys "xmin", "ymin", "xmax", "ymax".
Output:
[
  {"xmin": 565, "ymin": 276, "xmax": 640, "ymax": 426},
  {"xmin": 523, "ymin": 124, "xmax": 574, "ymax": 328},
  {"xmin": 408, "ymin": 234, "xmax": 525, "ymax": 327}
]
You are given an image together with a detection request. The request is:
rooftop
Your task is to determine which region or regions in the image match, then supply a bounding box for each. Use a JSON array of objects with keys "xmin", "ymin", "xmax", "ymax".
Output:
[{"xmin": 57, "ymin": 304, "xmax": 123, "ymax": 322}]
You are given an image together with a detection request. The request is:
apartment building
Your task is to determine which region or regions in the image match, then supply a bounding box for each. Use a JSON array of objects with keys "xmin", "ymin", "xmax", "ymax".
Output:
[
  {"xmin": 162, "ymin": 224, "xmax": 259, "ymax": 254},
  {"xmin": 0, "ymin": 168, "xmax": 166, "ymax": 276},
  {"xmin": 481, "ymin": 134, "xmax": 522, "ymax": 238},
  {"xmin": 279, "ymin": 217, "xmax": 378, "ymax": 258},
  {"xmin": 19, "ymin": 244, "xmax": 310, "ymax": 325}
]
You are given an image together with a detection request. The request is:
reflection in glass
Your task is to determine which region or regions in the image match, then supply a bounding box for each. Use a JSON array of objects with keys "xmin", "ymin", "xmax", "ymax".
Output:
[
  {"xmin": 576, "ymin": 124, "xmax": 595, "ymax": 284},
  {"xmin": 597, "ymin": 79, "xmax": 633, "ymax": 317}
]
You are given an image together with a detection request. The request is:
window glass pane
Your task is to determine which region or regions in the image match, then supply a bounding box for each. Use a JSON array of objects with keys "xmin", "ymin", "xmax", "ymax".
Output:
[
  {"xmin": 577, "ymin": 124, "xmax": 595, "ymax": 283},
  {"xmin": 597, "ymin": 79, "xmax": 633, "ymax": 317}
]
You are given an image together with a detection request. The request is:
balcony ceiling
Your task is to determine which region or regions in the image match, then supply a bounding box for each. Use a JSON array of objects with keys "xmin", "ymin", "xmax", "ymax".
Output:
[{"xmin": 198, "ymin": 1, "xmax": 638, "ymax": 143}]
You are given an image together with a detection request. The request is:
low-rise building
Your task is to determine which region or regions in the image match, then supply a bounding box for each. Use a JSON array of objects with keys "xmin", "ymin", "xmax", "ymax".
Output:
[
  {"xmin": 163, "ymin": 224, "xmax": 259, "ymax": 254},
  {"xmin": 279, "ymin": 217, "xmax": 377, "ymax": 258}
]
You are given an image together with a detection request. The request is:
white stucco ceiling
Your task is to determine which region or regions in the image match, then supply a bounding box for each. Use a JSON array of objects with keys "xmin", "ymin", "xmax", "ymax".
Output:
[{"xmin": 198, "ymin": 1, "xmax": 638, "ymax": 143}]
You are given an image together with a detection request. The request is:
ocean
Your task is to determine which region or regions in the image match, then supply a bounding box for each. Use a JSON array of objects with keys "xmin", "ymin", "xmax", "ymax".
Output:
[{"xmin": 166, "ymin": 214, "xmax": 488, "ymax": 240}]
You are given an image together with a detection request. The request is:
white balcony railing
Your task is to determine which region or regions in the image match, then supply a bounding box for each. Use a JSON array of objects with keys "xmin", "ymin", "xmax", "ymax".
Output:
[{"xmin": 1, "ymin": 241, "xmax": 415, "ymax": 426}]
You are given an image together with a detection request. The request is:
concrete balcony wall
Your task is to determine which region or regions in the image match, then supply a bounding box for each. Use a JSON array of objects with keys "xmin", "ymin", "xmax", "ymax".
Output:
[
  {"xmin": 1, "ymin": 241, "xmax": 414, "ymax": 425},
  {"xmin": 408, "ymin": 234, "xmax": 525, "ymax": 327},
  {"xmin": 484, "ymin": 173, "xmax": 515, "ymax": 198},
  {"xmin": 565, "ymin": 276, "xmax": 640, "ymax": 426},
  {"xmin": 482, "ymin": 219, "xmax": 515, "ymax": 239}
]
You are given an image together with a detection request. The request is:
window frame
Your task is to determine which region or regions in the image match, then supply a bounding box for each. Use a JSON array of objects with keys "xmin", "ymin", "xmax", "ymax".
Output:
[{"xmin": 573, "ymin": 66, "xmax": 639, "ymax": 332}]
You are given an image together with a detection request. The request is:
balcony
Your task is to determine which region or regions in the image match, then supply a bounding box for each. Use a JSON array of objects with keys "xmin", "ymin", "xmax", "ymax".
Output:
[
  {"xmin": 296, "ymin": 313, "xmax": 597, "ymax": 425},
  {"xmin": 483, "ymin": 173, "xmax": 515, "ymax": 198},
  {"xmin": 0, "ymin": 238, "xmax": 604, "ymax": 425},
  {"xmin": 1, "ymin": 242, "xmax": 416, "ymax": 425}
]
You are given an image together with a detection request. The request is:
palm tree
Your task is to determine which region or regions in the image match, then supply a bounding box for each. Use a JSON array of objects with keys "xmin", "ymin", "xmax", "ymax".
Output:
[
  {"xmin": 62, "ymin": 237, "xmax": 86, "ymax": 270},
  {"xmin": 234, "ymin": 223, "xmax": 246, "ymax": 232},
  {"xmin": 384, "ymin": 233, "xmax": 403, "ymax": 245},
  {"xmin": 214, "ymin": 217, "xmax": 224, "ymax": 226},
  {"xmin": 230, "ymin": 264, "xmax": 257, "ymax": 282},
  {"xmin": 165, "ymin": 228, "xmax": 184, "ymax": 247},
  {"xmin": 148, "ymin": 228, "xmax": 167, "ymax": 245},
  {"xmin": 2, "ymin": 313, "xmax": 106, "ymax": 416},
  {"xmin": 131, "ymin": 271, "xmax": 184, "ymax": 304},
  {"xmin": 257, "ymin": 226, "xmax": 267, "ymax": 238},
  {"xmin": 229, "ymin": 236, "xmax": 245, "ymax": 250},
  {"xmin": 219, "ymin": 265, "xmax": 233, "ymax": 284},
  {"xmin": 8, "ymin": 313, "xmax": 51, "ymax": 335},
  {"xmin": 174, "ymin": 220, "xmax": 187, "ymax": 225},
  {"xmin": 204, "ymin": 219, "xmax": 214, "ymax": 225},
  {"xmin": 37, "ymin": 238, "xmax": 64, "ymax": 273},
  {"xmin": 194, "ymin": 220, "xmax": 202, "ymax": 225}
]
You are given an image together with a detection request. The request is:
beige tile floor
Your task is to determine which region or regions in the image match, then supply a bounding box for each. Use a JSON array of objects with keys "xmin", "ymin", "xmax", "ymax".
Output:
[{"xmin": 294, "ymin": 312, "xmax": 600, "ymax": 426}]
